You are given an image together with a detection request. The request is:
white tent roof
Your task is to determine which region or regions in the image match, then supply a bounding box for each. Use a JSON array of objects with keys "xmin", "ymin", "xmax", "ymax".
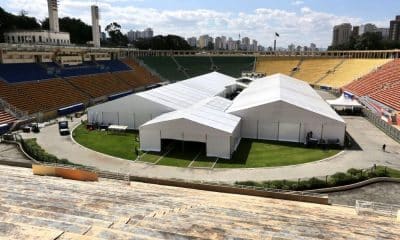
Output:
[
  {"xmin": 227, "ymin": 73, "xmax": 345, "ymax": 123},
  {"xmin": 137, "ymin": 72, "xmax": 236, "ymax": 110},
  {"xmin": 327, "ymin": 94, "xmax": 362, "ymax": 107},
  {"xmin": 141, "ymin": 96, "xmax": 240, "ymax": 134}
]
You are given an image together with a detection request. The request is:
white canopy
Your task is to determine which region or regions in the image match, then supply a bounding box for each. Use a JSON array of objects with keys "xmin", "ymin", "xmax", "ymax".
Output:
[
  {"xmin": 227, "ymin": 73, "xmax": 345, "ymax": 123},
  {"xmin": 141, "ymin": 97, "xmax": 240, "ymax": 134},
  {"xmin": 327, "ymin": 94, "xmax": 362, "ymax": 107}
]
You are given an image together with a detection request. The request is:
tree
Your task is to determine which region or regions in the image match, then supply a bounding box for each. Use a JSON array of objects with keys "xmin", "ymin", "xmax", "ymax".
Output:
[
  {"xmin": 134, "ymin": 35, "xmax": 192, "ymax": 50},
  {"xmin": 42, "ymin": 17, "xmax": 92, "ymax": 44},
  {"xmin": 105, "ymin": 22, "xmax": 128, "ymax": 46},
  {"xmin": 0, "ymin": 7, "xmax": 40, "ymax": 42}
]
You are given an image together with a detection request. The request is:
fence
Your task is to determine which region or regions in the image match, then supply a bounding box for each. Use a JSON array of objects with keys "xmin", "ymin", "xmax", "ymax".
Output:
[{"xmin": 362, "ymin": 108, "xmax": 400, "ymax": 143}]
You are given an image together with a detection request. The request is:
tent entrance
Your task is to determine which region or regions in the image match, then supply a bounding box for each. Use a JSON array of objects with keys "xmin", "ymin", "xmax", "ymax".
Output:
[{"xmin": 161, "ymin": 139, "xmax": 206, "ymax": 153}]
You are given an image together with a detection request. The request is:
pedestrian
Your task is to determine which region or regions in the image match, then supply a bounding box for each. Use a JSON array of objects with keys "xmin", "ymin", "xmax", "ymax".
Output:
[{"xmin": 382, "ymin": 144, "xmax": 386, "ymax": 152}]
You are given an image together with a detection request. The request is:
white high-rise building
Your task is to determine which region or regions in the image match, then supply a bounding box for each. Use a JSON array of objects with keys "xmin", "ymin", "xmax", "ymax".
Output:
[
  {"xmin": 198, "ymin": 35, "xmax": 211, "ymax": 49},
  {"xmin": 127, "ymin": 28, "xmax": 154, "ymax": 42},
  {"xmin": 214, "ymin": 37, "xmax": 223, "ymax": 50},
  {"xmin": 48, "ymin": 0, "xmax": 59, "ymax": 32},
  {"xmin": 187, "ymin": 37, "xmax": 197, "ymax": 47},
  {"xmin": 91, "ymin": 5, "xmax": 101, "ymax": 48}
]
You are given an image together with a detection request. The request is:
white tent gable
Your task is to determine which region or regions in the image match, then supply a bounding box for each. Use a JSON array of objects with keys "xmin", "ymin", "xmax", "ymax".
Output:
[
  {"xmin": 141, "ymin": 97, "xmax": 240, "ymax": 134},
  {"xmin": 227, "ymin": 74, "xmax": 345, "ymax": 123},
  {"xmin": 137, "ymin": 72, "xmax": 236, "ymax": 110}
]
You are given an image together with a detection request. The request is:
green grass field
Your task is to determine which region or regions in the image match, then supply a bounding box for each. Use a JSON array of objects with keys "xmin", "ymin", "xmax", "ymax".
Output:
[
  {"xmin": 215, "ymin": 139, "xmax": 340, "ymax": 168},
  {"xmin": 73, "ymin": 124, "xmax": 139, "ymax": 160},
  {"xmin": 73, "ymin": 124, "xmax": 340, "ymax": 168}
]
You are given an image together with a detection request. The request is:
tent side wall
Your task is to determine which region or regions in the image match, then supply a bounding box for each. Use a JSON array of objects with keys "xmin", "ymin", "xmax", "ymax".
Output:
[
  {"xmin": 88, "ymin": 95, "xmax": 173, "ymax": 129},
  {"xmin": 140, "ymin": 118, "xmax": 234, "ymax": 159},
  {"xmin": 230, "ymin": 101, "xmax": 346, "ymax": 145}
]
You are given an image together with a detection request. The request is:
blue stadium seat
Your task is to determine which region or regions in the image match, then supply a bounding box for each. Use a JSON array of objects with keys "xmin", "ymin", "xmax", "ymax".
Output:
[{"xmin": 0, "ymin": 63, "xmax": 54, "ymax": 83}]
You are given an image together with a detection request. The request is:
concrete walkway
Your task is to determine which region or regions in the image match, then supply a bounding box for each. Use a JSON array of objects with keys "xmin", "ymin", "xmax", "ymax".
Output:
[{"xmin": 21, "ymin": 116, "xmax": 400, "ymax": 183}]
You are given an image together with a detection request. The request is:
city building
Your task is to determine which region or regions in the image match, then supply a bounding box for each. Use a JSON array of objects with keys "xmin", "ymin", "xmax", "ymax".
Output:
[
  {"xmin": 288, "ymin": 44, "xmax": 295, "ymax": 52},
  {"xmin": 310, "ymin": 43, "xmax": 317, "ymax": 51},
  {"xmin": 186, "ymin": 37, "xmax": 197, "ymax": 48},
  {"xmin": 198, "ymin": 35, "xmax": 212, "ymax": 49},
  {"xmin": 214, "ymin": 37, "xmax": 223, "ymax": 50},
  {"xmin": 101, "ymin": 32, "xmax": 107, "ymax": 41},
  {"xmin": 127, "ymin": 28, "xmax": 154, "ymax": 42},
  {"xmin": 241, "ymin": 37, "xmax": 250, "ymax": 50},
  {"xmin": 332, "ymin": 23, "xmax": 352, "ymax": 46},
  {"xmin": 377, "ymin": 28, "xmax": 390, "ymax": 40},
  {"xmin": 359, "ymin": 24, "xmax": 378, "ymax": 35},
  {"xmin": 4, "ymin": 0, "xmax": 70, "ymax": 45},
  {"xmin": 389, "ymin": 15, "xmax": 400, "ymax": 41},
  {"xmin": 251, "ymin": 40, "xmax": 258, "ymax": 51},
  {"xmin": 352, "ymin": 26, "xmax": 360, "ymax": 37}
]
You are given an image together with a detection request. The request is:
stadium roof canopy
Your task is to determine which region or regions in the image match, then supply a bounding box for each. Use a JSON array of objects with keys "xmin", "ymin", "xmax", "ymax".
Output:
[
  {"xmin": 137, "ymin": 71, "xmax": 236, "ymax": 110},
  {"xmin": 227, "ymin": 73, "xmax": 345, "ymax": 123}
]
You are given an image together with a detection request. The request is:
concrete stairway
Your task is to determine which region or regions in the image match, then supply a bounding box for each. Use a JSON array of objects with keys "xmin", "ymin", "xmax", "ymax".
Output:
[{"xmin": 0, "ymin": 165, "xmax": 399, "ymax": 239}]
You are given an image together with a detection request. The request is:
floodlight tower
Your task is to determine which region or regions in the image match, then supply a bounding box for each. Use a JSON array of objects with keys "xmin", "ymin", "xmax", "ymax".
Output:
[
  {"xmin": 47, "ymin": 0, "xmax": 60, "ymax": 32},
  {"xmin": 91, "ymin": 5, "xmax": 101, "ymax": 47}
]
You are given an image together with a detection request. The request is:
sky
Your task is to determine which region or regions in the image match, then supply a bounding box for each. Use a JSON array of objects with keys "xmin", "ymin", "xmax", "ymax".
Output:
[{"xmin": 1, "ymin": 0, "xmax": 400, "ymax": 48}]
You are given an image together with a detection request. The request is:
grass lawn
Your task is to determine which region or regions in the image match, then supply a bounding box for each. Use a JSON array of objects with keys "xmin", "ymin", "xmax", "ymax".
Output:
[
  {"xmin": 156, "ymin": 142, "xmax": 200, "ymax": 167},
  {"xmin": 73, "ymin": 125, "xmax": 340, "ymax": 168},
  {"xmin": 215, "ymin": 139, "xmax": 340, "ymax": 168},
  {"xmin": 139, "ymin": 152, "xmax": 163, "ymax": 163},
  {"xmin": 190, "ymin": 154, "xmax": 217, "ymax": 168},
  {"xmin": 73, "ymin": 124, "xmax": 139, "ymax": 160}
]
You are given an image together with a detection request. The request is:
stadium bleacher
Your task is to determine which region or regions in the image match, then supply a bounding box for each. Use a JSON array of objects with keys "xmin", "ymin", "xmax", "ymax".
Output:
[
  {"xmin": 138, "ymin": 56, "xmax": 188, "ymax": 81},
  {"xmin": 0, "ymin": 63, "xmax": 53, "ymax": 83},
  {"xmin": 0, "ymin": 111, "xmax": 16, "ymax": 125},
  {"xmin": 212, "ymin": 56, "xmax": 255, "ymax": 77},
  {"xmin": 120, "ymin": 59, "xmax": 160, "ymax": 85},
  {"xmin": 319, "ymin": 59, "xmax": 391, "ymax": 88},
  {"xmin": 175, "ymin": 56, "xmax": 213, "ymax": 77},
  {"xmin": 344, "ymin": 59, "xmax": 400, "ymax": 111},
  {"xmin": 292, "ymin": 58, "xmax": 342, "ymax": 83},
  {"xmin": 139, "ymin": 56, "xmax": 255, "ymax": 81},
  {"xmin": 0, "ymin": 164, "xmax": 398, "ymax": 239},
  {"xmin": 67, "ymin": 73, "xmax": 133, "ymax": 99},
  {"xmin": 256, "ymin": 57, "xmax": 301, "ymax": 76}
]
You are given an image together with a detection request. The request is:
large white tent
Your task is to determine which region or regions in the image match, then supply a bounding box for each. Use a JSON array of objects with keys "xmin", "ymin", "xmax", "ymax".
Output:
[
  {"xmin": 87, "ymin": 72, "xmax": 236, "ymax": 129},
  {"xmin": 140, "ymin": 97, "xmax": 241, "ymax": 159},
  {"xmin": 227, "ymin": 74, "xmax": 346, "ymax": 145}
]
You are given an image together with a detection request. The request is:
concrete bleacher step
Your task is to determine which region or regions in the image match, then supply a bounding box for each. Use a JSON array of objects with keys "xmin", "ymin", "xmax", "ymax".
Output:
[
  {"xmin": 84, "ymin": 225, "xmax": 162, "ymax": 240},
  {"xmin": 0, "ymin": 204, "xmax": 112, "ymax": 228},
  {"xmin": 0, "ymin": 210, "xmax": 90, "ymax": 235},
  {"xmin": 57, "ymin": 232, "xmax": 101, "ymax": 240},
  {"xmin": 0, "ymin": 221, "xmax": 63, "ymax": 240}
]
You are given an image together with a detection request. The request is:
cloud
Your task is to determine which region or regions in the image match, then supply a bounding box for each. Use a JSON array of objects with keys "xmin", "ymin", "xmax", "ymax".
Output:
[
  {"xmin": 4, "ymin": 0, "xmax": 363, "ymax": 47},
  {"xmin": 292, "ymin": 1, "xmax": 304, "ymax": 6}
]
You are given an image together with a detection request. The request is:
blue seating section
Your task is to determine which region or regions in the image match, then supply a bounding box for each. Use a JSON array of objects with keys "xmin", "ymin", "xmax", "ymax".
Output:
[
  {"xmin": 0, "ymin": 60, "xmax": 132, "ymax": 83},
  {"xmin": 98, "ymin": 60, "xmax": 132, "ymax": 72},
  {"xmin": 0, "ymin": 63, "xmax": 53, "ymax": 83}
]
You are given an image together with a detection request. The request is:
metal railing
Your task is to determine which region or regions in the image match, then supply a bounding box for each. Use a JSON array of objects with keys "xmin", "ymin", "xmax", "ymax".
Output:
[
  {"xmin": 0, "ymin": 97, "xmax": 29, "ymax": 119},
  {"xmin": 362, "ymin": 108, "xmax": 400, "ymax": 143}
]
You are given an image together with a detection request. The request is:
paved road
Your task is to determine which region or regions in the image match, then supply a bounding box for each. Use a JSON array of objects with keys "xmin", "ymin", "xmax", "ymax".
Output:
[{"xmin": 20, "ymin": 115, "xmax": 400, "ymax": 183}]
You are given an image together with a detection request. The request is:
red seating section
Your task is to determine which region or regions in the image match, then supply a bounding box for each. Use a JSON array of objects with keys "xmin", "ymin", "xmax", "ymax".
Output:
[
  {"xmin": 0, "ymin": 111, "xmax": 16, "ymax": 125},
  {"xmin": 67, "ymin": 73, "xmax": 132, "ymax": 98},
  {"xmin": 344, "ymin": 59, "xmax": 400, "ymax": 111}
]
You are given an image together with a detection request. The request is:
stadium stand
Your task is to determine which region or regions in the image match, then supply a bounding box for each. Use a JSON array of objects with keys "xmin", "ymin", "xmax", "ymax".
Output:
[
  {"xmin": 212, "ymin": 56, "xmax": 255, "ymax": 78},
  {"xmin": 67, "ymin": 73, "xmax": 133, "ymax": 99},
  {"xmin": 0, "ymin": 63, "xmax": 53, "ymax": 83},
  {"xmin": 175, "ymin": 56, "xmax": 212, "ymax": 77},
  {"xmin": 345, "ymin": 59, "xmax": 400, "ymax": 111},
  {"xmin": 256, "ymin": 57, "xmax": 301, "ymax": 76},
  {"xmin": 0, "ymin": 111, "xmax": 16, "ymax": 125},
  {"xmin": 319, "ymin": 59, "xmax": 391, "ymax": 88},
  {"xmin": 292, "ymin": 58, "xmax": 343, "ymax": 84},
  {"xmin": 0, "ymin": 79, "xmax": 89, "ymax": 114},
  {"xmin": 0, "ymin": 164, "xmax": 399, "ymax": 239},
  {"xmin": 138, "ymin": 56, "xmax": 187, "ymax": 81},
  {"xmin": 139, "ymin": 56, "xmax": 256, "ymax": 81},
  {"xmin": 120, "ymin": 59, "xmax": 160, "ymax": 85}
]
